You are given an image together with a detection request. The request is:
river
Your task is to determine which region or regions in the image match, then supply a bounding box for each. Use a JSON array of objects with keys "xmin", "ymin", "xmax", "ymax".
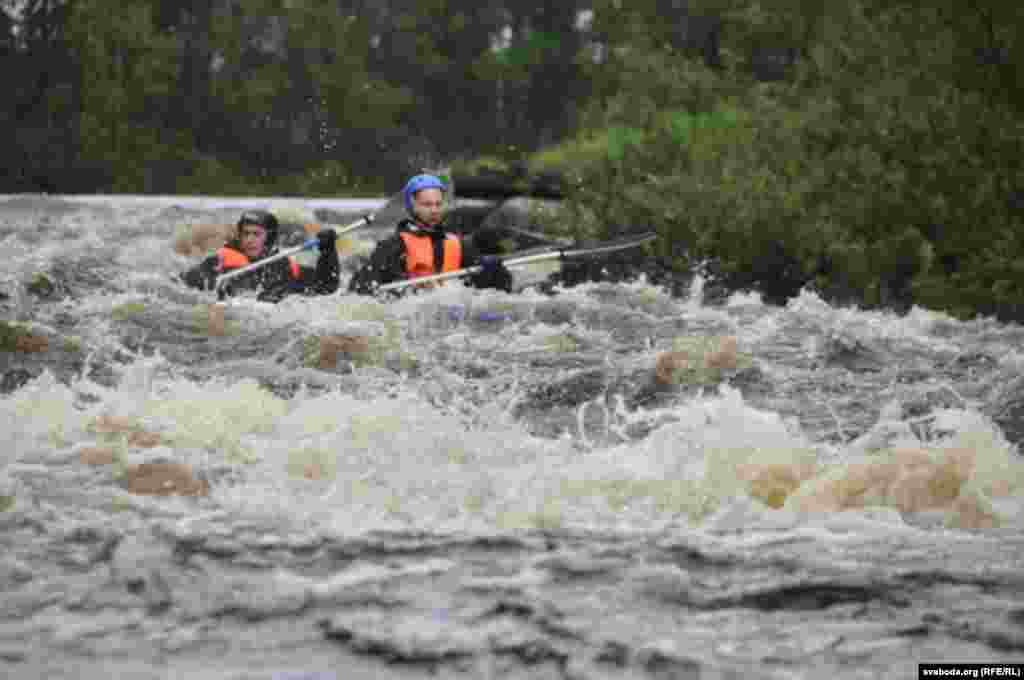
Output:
[{"xmin": 1, "ymin": 194, "xmax": 1023, "ymax": 679}]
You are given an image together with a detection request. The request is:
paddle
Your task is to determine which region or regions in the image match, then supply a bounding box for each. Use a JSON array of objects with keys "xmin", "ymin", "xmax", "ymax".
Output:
[{"xmin": 376, "ymin": 231, "xmax": 658, "ymax": 293}]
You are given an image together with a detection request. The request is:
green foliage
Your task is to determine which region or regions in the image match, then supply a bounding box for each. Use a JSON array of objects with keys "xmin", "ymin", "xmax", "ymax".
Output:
[
  {"xmin": 67, "ymin": 0, "xmax": 184, "ymax": 189},
  {"xmin": 173, "ymin": 157, "xmax": 260, "ymax": 196},
  {"xmin": 0, "ymin": 321, "xmax": 30, "ymax": 351},
  {"xmin": 26, "ymin": 274, "xmax": 56, "ymax": 298},
  {"xmin": 111, "ymin": 302, "xmax": 147, "ymax": 320},
  {"xmin": 56, "ymin": 0, "xmax": 413, "ymax": 194},
  {"xmin": 547, "ymin": 0, "xmax": 1024, "ymax": 320},
  {"xmin": 453, "ymin": 156, "xmax": 514, "ymax": 176},
  {"xmin": 529, "ymin": 125, "xmax": 645, "ymax": 170},
  {"xmin": 494, "ymin": 31, "xmax": 564, "ymax": 69}
]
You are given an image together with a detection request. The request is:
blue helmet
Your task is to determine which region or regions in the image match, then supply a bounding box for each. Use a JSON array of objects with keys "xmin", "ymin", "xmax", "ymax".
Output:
[{"xmin": 403, "ymin": 174, "xmax": 447, "ymax": 217}]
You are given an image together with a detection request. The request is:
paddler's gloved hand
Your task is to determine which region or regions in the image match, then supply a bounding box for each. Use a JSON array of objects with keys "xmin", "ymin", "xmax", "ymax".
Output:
[
  {"xmin": 470, "ymin": 255, "xmax": 513, "ymax": 292},
  {"xmin": 317, "ymin": 228, "xmax": 338, "ymax": 252}
]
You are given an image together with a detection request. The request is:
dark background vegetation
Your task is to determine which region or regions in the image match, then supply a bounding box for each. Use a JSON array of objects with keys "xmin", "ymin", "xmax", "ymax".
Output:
[
  {"xmin": 2, "ymin": 0, "xmax": 622, "ymax": 194},
  {"xmin": 2, "ymin": 0, "xmax": 1022, "ymax": 321}
]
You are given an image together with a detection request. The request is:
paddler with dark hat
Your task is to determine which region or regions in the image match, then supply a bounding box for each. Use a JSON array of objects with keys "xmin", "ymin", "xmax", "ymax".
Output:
[{"xmin": 180, "ymin": 209, "xmax": 340, "ymax": 302}]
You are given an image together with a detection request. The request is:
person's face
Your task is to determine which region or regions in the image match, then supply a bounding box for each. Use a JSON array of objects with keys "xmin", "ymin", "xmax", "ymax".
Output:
[
  {"xmin": 412, "ymin": 188, "xmax": 444, "ymax": 227},
  {"xmin": 239, "ymin": 223, "xmax": 267, "ymax": 258}
]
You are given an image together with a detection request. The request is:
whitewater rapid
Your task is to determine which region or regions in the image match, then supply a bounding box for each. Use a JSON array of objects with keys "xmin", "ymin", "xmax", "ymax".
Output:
[{"xmin": 1, "ymin": 194, "xmax": 1023, "ymax": 679}]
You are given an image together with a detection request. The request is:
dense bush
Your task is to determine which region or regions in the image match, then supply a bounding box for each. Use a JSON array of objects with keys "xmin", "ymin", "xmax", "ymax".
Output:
[{"xmin": 547, "ymin": 0, "xmax": 1024, "ymax": 321}]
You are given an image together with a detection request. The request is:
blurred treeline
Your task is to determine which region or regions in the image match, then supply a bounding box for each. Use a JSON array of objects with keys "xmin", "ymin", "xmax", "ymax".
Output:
[
  {"xmin": 541, "ymin": 0, "xmax": 1024, "ymax": 321},
  {"xmin": 1, "ymin": 0, "xmax": 642, "ymax": 194}
]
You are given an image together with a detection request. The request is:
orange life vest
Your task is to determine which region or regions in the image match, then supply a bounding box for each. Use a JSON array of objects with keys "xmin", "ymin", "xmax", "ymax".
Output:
[
  {"xmin": 216, "ymin": 247, "xmax": 300, "ymax": 280},
  {"xmin": 399, "ymin": 232, "xmax": 462, "ymax": 284}
]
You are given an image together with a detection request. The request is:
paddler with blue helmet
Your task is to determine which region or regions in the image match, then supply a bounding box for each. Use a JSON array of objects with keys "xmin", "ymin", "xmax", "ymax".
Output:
[{"xmin": 348, "ymin": 173, "xmax": 513, "ymax": 295}]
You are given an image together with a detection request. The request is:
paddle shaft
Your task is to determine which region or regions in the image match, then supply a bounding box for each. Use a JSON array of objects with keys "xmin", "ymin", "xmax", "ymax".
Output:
[{"xmin": 376, "ymin": 232, "xmax": 656, "ymax": 292}]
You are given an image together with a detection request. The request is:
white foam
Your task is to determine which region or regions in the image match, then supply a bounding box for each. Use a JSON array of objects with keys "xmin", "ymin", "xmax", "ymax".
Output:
[{"xmin": 5, "ymin": 195, "xmax": 1024, "ymax": 545}]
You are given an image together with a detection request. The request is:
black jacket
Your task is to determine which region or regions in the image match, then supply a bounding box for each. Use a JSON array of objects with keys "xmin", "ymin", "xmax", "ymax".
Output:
[
  {"xmin": 181, "ymin": 239, "xmax": 340, "ymax": 302},
  {"xmin": 348, "ymin": 220, "xmax": 512, "ymax": 295}
]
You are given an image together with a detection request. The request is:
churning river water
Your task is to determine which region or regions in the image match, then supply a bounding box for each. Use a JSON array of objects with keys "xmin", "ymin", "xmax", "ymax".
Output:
[{"xmin": 1, "ymin": 194, "xmax": 1023, "ymax": 679}]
